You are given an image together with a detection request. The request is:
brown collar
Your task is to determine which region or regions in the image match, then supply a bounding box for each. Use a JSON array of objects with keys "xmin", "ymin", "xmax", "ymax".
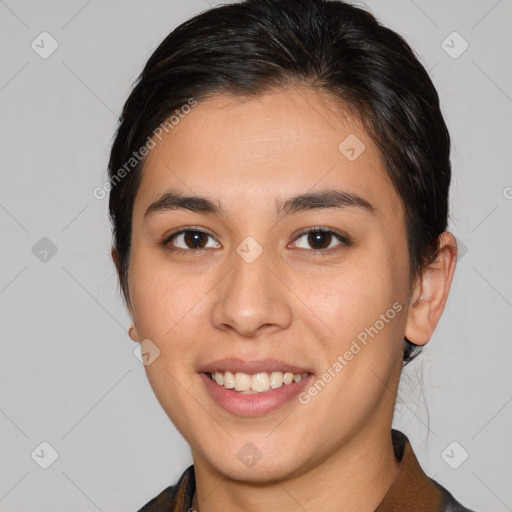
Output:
[{"xmin": 375, "ymin": 429, "xmax": 443, "ymax": 510}]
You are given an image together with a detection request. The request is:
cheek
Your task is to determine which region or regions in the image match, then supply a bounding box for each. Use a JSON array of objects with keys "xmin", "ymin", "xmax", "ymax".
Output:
[
  {"xmin": 127, "ymin": 249, "xmax": 213, "ymax": 433},
  {"xmin": 303, "ymin": 257, "xmax": 406, "ymax": 344},
  {"xmin": 300, "ymin": 248, "xmax": 409, "ymax": 410},
  {"xmin": 296, "ymin": 262, "xmax": 406, "ymax": 430},
  {"xmin": 128, "ymin": 246, "xmax": 212, "ymax": 340}
]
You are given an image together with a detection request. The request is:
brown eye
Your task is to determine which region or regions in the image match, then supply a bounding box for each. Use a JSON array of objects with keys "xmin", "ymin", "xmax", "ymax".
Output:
[
  {"xmin": 307, "ymin": 231, "xmax": 332, "ymax": 250},
  {"xmin": 293, "ymin": 228, "xmax": 349, "ymax": 251},
  {"xmin": 165, "ymin": 229, "xmax": 221, "ymax": 252},
  {"xmin": 183, "ymin": 231, "xmax": 208, "ymax": 249}
]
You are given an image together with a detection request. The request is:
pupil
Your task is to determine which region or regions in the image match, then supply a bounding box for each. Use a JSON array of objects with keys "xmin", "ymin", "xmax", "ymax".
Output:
[
  {"xmin": 308, "ymin": 231, "xmax": 330, "ymax": 249},
  {"xmin": 185, "ymin": 231, "xmax": 207, "ymax": 249}
]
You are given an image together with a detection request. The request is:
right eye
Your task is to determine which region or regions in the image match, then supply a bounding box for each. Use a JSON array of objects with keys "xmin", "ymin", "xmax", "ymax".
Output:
[{"xmin": 162, "ymin": 228, "xmax": 221, "ymax": 254}]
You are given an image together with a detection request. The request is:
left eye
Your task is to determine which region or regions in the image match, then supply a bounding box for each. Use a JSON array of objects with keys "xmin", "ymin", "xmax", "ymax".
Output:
[{"xmin": 292, "ymin": 228, "xmax": 348, "ymax": 251}]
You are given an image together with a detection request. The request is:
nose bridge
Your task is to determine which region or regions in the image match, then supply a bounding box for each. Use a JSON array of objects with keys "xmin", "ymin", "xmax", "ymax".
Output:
[{"xmin": 211, "ymin": 235, "xmax": 292, "ymax": 336}]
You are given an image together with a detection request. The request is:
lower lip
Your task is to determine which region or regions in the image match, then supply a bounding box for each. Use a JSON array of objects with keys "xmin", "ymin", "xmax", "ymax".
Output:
[{"xmin": 199, "ymin": 372, "xmax": 313, "ymax": 417}]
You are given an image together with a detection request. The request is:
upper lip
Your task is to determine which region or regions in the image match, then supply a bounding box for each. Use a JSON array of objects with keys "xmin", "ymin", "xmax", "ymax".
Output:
[{"xmin": 199, "ymin": 358, "xmax": 312, "ymax": 375}]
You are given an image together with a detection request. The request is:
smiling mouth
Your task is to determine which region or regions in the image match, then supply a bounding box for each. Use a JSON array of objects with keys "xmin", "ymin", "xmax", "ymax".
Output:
[{"xmin": 205, "ymin": 370, "xmax": 310, "ymax": 394}]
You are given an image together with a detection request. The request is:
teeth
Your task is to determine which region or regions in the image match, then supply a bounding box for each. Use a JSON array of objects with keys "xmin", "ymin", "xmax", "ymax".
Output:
[
  {"xmin": 269, "ymin": 371, "xmax": 283, "ymax": 389},
  {"xmin": 234, "ymin": 372, "xmax": 251, "ymax": 391},
  {"xmin": 223, "ymin": 371, "xmax": 235, "ymax": 389},
  {"xmin": 209, "ymin": 370, "xmax": 308, "ymax": 393},
  {"xmin": 251, "ymin": 373, "xmax": 270, "ymax": 392},
  {"xmin": 283, "ymin": 372, "xmax": 294, "ymax": 385}
]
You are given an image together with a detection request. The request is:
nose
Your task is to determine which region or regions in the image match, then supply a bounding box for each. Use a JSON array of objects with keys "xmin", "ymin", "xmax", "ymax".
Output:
[{"xmin": 210, "ymin": 245, "xmax": 293, "ymax": 338}]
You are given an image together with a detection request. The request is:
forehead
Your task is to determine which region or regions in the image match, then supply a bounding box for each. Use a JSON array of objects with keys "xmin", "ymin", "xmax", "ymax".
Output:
[{"xmin": 134, "ymin": 87, "xmax": 401, "ymax": 219}]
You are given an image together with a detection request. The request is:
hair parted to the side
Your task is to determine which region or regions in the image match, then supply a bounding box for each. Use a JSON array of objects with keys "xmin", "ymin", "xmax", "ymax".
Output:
[{"xmin": 108, "ymin": 0, "xmax": 451, "ymax": 365}]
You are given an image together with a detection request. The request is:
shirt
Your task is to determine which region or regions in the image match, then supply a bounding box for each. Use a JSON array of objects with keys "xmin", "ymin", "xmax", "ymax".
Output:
[{"xmin": 137, "ymin": 429, "xmax": 475, "ymax": 511}]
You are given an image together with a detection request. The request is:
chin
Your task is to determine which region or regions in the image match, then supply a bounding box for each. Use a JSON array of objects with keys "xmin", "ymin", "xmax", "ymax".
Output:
[
  {"xmin": 217, "ymin": 460, "xmax": 301, "ymax": 484},
  {"xmin": 201, "ymin": 440, "xmax": 313, "ymax": 484}
]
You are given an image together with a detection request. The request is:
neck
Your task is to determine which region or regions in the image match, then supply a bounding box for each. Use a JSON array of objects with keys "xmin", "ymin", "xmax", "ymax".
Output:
[{"xmin": 191, "ymin": 422, "xmax": 401, "ymax": 512}]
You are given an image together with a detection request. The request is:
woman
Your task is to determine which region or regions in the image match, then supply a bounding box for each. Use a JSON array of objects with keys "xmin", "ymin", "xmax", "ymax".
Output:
[{"xmin": 108, "ymin": 0, "xmax": 474, "ymax": 510}]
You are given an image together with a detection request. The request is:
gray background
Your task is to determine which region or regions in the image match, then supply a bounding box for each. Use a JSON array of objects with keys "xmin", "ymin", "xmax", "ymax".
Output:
[{"xmin": 0, "ymin": 1, "xmax": 511, "ymax": 510}]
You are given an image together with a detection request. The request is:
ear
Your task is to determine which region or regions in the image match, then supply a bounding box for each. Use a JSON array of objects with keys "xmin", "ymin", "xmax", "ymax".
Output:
[
  {"xmin": 405, "ymin": 232, "xmax": 457, "ymax": 346},
  {"xmin": 128, "ymin": 324, "xmax": 141, "ymax": 343},
  {"xmin": 112, "ymin": 245, "xmax": 140, "ymax": 341}
]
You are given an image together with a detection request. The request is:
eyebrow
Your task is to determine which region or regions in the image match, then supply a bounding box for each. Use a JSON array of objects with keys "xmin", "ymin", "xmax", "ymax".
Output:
[{"xmin": 144, "ymin": 188, "xmax": 375, "ymax": 219}]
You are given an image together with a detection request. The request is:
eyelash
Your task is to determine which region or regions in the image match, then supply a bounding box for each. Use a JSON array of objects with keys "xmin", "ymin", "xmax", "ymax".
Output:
[{"xmin": 161, "ymin": 226, "xmax": 351, "ymax": 255}]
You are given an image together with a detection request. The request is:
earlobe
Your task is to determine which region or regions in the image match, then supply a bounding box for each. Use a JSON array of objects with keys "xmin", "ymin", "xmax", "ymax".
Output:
[
  {"xmin": 405, "ymin": 232, "xmax": 457, "ymax": 346},
  {"xmin": 129, "ymin": 324, "xmax": 141, "ymax": 343}
]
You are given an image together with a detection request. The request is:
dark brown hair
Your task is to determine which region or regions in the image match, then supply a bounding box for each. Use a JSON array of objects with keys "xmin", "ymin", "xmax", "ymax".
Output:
[{"xmin": 108, "ymin": 0, "xmax": 451, "ymax": 364}]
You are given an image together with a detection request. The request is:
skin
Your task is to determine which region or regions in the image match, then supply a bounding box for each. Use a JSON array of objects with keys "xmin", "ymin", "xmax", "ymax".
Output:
[{"xmin": 116, "ymin": 86, "xmax": 457, "ymax": 511}]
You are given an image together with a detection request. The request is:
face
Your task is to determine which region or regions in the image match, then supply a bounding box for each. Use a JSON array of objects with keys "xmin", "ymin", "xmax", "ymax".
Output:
[{"xmin": 127, "ymin": 87, "xmax": 412, "ymax": 482}]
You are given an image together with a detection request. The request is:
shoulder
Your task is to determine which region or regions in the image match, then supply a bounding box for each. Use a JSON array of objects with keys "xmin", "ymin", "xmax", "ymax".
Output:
[
  {"xmin": 136, "ymin": 465, "xmax": 195, "ymax": 512},
  {"xmin": 431, "ymin": 477, "xmax": 477, "ymax": 512},
  {"xmin": 136, "ymin": 484, "xmax": 177, "ymax": 512},
  {"xmin": 383, "ymin": 430, "xmax": 476, "ymax": 512}
]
